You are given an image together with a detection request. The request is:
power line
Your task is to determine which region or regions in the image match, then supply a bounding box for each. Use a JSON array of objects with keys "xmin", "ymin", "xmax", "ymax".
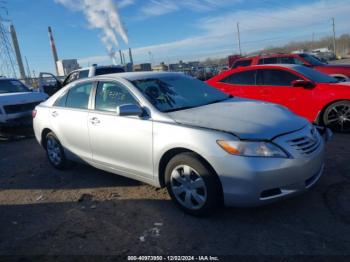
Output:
[{"xmin": 0, "ymin": 2, "xmax": 17, "ymax": 78}]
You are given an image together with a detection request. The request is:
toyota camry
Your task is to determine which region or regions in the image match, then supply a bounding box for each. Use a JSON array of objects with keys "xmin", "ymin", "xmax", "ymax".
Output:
[{"xmin": 33, "ymin": 72, "xmax": 328, "ymax": 215}]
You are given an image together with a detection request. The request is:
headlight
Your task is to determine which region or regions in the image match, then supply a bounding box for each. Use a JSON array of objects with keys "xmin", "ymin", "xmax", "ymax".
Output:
[{"xmin": 217, "ymin": 140, "xmax": 288, "ymax": 158}]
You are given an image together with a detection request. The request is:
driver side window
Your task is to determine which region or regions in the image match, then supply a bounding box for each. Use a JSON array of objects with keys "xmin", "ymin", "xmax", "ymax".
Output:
[
  {"xmin": 95, "ymin": 81, "xmax": 138, "ymax": 112},
  {"xmin": 257, "ymin": 69, "xmax": 301, "ymax": 86}
]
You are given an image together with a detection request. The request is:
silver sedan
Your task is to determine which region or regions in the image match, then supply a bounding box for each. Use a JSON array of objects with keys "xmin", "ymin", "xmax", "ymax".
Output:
[{"xmin": 33, "ymin": 72, "xmax": 328, "ymax": 215}]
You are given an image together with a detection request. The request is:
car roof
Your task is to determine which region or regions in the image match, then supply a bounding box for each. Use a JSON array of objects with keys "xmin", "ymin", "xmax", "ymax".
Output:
[
  {"xmin": 77, "ymin": 64, "xmax": 124, "ymax": 71},
  {"xmin": 235, "ymin": 64, "xmax": 303, "ymax": 70},
  {"xmin": 237, "ymin": 53, "xmax": 301, "ymax": 60},
  {"xmin": 94, "ymin": 71, "xmax": 185, "ymax": 81}
]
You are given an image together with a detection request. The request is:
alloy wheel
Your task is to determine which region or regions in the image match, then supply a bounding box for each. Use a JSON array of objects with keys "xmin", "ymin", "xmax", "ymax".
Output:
[{"xmin": 325, "ymin": 103, "xmax": 350, "ymax": 132}]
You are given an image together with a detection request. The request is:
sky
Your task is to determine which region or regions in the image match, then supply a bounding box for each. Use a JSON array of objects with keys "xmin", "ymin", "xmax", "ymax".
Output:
[{"xmin": 4, "ymin": 0, "xmax": 350, "ymax": 75}]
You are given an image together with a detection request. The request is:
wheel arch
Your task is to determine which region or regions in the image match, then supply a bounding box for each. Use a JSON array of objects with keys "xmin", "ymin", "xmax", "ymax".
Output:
[
  {"xmin": 158, "ymin": 147, "xmax": 222, "ymax": 192},
  {"xmin": 317, "ymin": 99, "xmax": 350, "ymax": 125},
  {"xmin": 41, "ymin": 128, "xmax": 53, "ymax": 149}
]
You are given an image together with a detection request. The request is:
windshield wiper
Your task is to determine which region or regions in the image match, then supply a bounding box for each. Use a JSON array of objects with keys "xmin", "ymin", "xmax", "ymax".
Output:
[{"xmin": 164, "ymin": 106, "xmax": 195, "ymax": 113}]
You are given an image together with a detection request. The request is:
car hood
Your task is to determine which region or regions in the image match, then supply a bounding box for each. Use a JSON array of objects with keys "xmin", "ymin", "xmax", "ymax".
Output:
[
  {"xmin": 167, "ymin": 98, "xmax": 308, "ymax": 140},
  {"xmin": 0, "ymin": 92, "xmax": 48, "ymax": 106}
]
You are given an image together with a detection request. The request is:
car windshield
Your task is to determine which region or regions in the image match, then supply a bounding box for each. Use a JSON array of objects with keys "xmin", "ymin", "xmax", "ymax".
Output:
[
  {"xmin": 0, "ymin": 79, "xmax": 30, "ymax": 94},
  {"xmin": 131, "ymin": 74, "xmax": 231, "ymax": 112},
  {"xmin": 299, "ymin": 54, "xmax": 325, "ymax": 66},
  {"xmin": 294, "ymin": 66, "xmax": 339, "ymax": 83}
]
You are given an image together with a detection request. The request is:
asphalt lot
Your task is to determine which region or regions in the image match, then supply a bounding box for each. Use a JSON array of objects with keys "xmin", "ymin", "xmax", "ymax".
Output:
[{"xmin": 0, "ymin": 130, "xmax": 350, "ymax": 257}]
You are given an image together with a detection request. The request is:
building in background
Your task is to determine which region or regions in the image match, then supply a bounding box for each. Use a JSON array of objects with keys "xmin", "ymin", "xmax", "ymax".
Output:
[
  {"xmin": 152, "ymin": 62, "xmax": 168, "ymax": 72},
  {"xmin": 56, "ymin": 59, "xmax": 80, "ymax": 76},
  {"xmin": 133, "ymin": 63, "xmax": 152, "ymax": 72}
]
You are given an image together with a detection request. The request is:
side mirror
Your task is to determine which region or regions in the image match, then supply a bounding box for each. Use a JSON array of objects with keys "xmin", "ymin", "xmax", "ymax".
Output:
[
  {"xmin": 292, "ymin": 79, "xmax": 315, "ymax": 89},
  {"xmin": 117, "ymin": 104, "xmax": 143, "ymax": 117}
]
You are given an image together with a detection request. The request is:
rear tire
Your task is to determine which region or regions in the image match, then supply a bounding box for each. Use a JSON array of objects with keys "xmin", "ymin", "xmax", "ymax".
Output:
[
  {"xmin": 165, "ymin": 152, "xmax": 222, "ymax": 216},
  {"xmin": 45, "ymin": 132, "xmax": 67, "ymax": 169},
  {"xmin": 323, "ymin": 100, "xmax": 350, "ymax": 133}
]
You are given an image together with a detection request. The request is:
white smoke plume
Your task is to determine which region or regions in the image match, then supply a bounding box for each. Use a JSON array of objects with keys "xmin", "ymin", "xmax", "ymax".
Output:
[{"xmin": 55, "ymin": 0, "xmax": 128, "ymax": 61}]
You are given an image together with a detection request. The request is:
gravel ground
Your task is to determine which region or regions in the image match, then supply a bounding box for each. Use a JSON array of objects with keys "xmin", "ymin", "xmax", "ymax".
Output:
[{"xmin": 0, "ymin": 130, "xmax": 349, "ymax": 259}]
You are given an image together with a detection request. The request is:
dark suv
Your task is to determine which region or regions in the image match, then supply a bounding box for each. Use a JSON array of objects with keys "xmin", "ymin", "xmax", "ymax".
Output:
[{"xmin": 39, "ymin": 65, "xmax": 125, "ymax": 96}]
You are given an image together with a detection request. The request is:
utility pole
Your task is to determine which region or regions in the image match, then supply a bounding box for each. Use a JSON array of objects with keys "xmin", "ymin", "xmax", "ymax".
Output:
[
  {"xmin": 236, "ymin": 22, "xmax": 242, "ymax": 56},
  {"xmin": 332, "ymin": 17, "xmax": 337, "ymax": 57},
  {"xmin": 311, "ymin": 32, "xmax": 315, "ymax": 50}
]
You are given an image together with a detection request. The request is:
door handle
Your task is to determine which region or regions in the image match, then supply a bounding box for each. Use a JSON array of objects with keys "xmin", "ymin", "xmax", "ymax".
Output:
[
  {"xmin": 51, "ymin": 111, "xmax": 58, "ymax": 118},
  {"xmin": 89, "ymin": 117, "xmax": 100, "ymax": 125}
]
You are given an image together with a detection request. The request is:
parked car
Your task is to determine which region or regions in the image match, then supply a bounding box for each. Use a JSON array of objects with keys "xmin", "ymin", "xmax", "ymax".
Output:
[
  {"xmin": 0, "ymin": 78, "xmax": 48, "ymax": 127},
  {"xmin": 33, "ymin": 72, "xmax": 329, "ymax": 215},
  {"xmin": 231, "ymin": 53, "xmax": 350, "ymax": 81},
  {"xmin": 39, "ymin": 64, "xmax": 125, "ymax": 96},
  {"xmin": 207, "ymin": 64, "xmax": 350, "ymax": 132}
]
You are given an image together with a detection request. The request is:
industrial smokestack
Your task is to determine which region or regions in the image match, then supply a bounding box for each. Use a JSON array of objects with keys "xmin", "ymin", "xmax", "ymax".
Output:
[
  {"xmin": 10, "ymin": 24, "xmax": 26, "ymax": 80},
  {"xmin": 48, "ymin": 26, "xmax": 59, "ymax": 75},
  {"xmin": 128, "ymin": 48, "xmax": 133, "ymax": 64},
  {"xmin": 119, "ymin": 50, "xmax": 123, "ymax": 64}
]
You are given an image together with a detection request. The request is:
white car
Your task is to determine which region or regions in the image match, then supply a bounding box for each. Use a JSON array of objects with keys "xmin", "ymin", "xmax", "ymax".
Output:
[{"xmin": 0, "ymin": 78, "xmax": 48, "ymax": 127}]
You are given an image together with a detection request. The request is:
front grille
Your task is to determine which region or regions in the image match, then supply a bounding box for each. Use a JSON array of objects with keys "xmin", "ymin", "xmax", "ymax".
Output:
[
  {"xmin": 3, "ymin": 102, "xmax": 40, "ymax": 114},
  {"xmin": 288, "ymin": 131, "xmax": 321, "ymax": 155}
]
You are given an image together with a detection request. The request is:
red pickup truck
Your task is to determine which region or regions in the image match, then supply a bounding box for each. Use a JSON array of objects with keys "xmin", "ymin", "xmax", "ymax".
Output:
[{"xmin": 231, "ymin": 53, "xmax": 350, "ymax": 82}]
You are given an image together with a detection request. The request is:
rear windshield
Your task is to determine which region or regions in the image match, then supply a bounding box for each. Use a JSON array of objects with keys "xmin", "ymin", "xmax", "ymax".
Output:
[
  {"xmin": 299, "ymin": 54, "xmax": 324, "ymax": 66},
  {"xmin": 0, "ymin": 80, "xmax": 30, "ymax": 94},
  {"xmin": 95, "ymin": 67, "xmax": 125, "ymax": 76},
  {"xmin": 294, "ymin": 66, "xmax": 338, "ymax": 83}
]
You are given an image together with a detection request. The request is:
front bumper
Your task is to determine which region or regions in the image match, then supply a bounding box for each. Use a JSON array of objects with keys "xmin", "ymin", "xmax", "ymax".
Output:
[
  {"xmin": 211, "ymin": 127, "xmax": 326, "ymax": 207},
  {"xmin": 0, "ymin": 111, "xmax": 33, "ymax": 127}
]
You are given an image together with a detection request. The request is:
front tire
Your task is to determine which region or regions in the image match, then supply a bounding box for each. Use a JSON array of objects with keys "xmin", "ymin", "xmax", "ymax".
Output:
[
  {"xmin": 45, "ymin": 132, "xmax": 67, "ymax": 169},
  {"xmin": 323, "ymin": 100, "xmax": 350, "ymax": 133},
  {"xmin": 165, "ymin": 152, "xmax": 222, "ymax": 216}
]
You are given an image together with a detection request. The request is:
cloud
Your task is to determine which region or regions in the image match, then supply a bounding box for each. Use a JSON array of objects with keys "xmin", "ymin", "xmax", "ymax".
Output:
[
  {"xmin": 78, "ymin": 0, "xmax": 350, "ymax": 66},
  {"xmin": 55, "ymin": 0, "xmax": 128, "ymax": 59},
  {"xmin": 118, "ymin": 0, "xmax": 135, "ymax": 9},
  {"xmin": 139, "ymin": 0, "xmax": 178, "ymax": 18},
  {"xmin": 138, "ymin": 0, "xmax": 238, "ymax": 19}
]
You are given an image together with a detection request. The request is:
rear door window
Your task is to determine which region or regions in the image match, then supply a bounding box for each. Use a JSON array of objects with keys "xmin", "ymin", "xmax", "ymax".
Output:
[
  {"xmin": 232, "ymin": 60, "xmax": 252, "ymax": 68},
  {"xmin": 258, "ymin": 57, "xmax": 278, "ymax": 64},
  {"xmin": 65, "ymin": 82, "xmax": 93, "ymax": 109},
  {"xmin": 54, "ymin": 92, "xmax": 68, "ymax": 107},
  {"xmin": 279, "ymin": 57, "xmax": 296, "ymax": 64},
  {"xmin": 220, "ymin": 70, "xmax": 257, "ymax": 85},
  {"xmin": 257, "ymin": 69, "xmax": 300, "ymax": 86}
]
